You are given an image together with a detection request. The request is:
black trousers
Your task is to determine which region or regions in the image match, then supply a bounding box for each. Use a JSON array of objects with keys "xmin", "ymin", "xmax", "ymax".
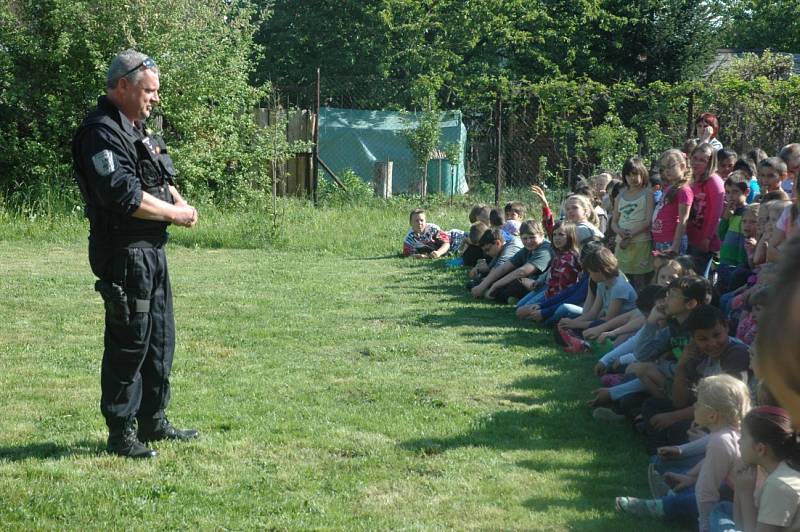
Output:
[
  {"xmin": 640, "ymin": 397, "xmax": 692, "ymax": 455},
  {"xmin": 491, "ymin": 279, "xmax": 530, "ymax": 304},
  {"xmin": 98, "ymin": 245, "xmax": 175, "ymax": 427},
  {"xmin": 461, "ymin": 244, "xmax": 486, "ymax": 267}
]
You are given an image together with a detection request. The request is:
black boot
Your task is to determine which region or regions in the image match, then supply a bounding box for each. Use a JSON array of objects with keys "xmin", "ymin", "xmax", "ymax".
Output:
[
  {"xmin": 107, "ymin": 419, "xmax": 157, "ymax": 459},
  {"xmin": 138, "ymin": 418, "xmax": 199, "ymax": 443}
]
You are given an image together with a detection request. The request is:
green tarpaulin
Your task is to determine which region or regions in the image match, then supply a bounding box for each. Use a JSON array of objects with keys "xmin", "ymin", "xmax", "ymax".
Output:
[{"xmin": 319, "ymin": 107, "xmax": 468, "ymax": 195}]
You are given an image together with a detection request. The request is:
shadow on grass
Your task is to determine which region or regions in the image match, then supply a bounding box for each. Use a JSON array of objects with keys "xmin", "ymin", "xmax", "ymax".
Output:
[{"xmin": 0, "ymin": 440, "xmax": 104, "ymax": 461}]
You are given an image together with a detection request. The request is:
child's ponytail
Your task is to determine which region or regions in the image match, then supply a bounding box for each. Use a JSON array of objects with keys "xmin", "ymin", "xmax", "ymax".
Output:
[{"xmin": 744, "ymin": 406, "xmax": 800, "ymax": 470}]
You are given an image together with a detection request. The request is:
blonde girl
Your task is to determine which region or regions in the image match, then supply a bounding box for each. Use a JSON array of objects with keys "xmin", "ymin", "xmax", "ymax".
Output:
[
  {"xmin": 613, "ymin": 157, "xmax": 655, "ymax": 289},
  {"xmin": 652, "ymin": 149, "xmax": 693, "ymax": 255},
  {"xmin": 687, "ymin": 142, "xmax": 724, "ymax": 272},
  {"xmin": 564, "ymin": 194, "xmax": 603, "ymax": 246},
  {"xmin": 615, "ymin": 374, "xmax": 750, "ymax": 532}
]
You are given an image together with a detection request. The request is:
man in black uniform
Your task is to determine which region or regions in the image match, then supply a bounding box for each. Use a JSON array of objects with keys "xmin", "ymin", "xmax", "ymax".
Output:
[{"xmin": 72, "ymin": 49, "xmax": 199, "ymax": 458}]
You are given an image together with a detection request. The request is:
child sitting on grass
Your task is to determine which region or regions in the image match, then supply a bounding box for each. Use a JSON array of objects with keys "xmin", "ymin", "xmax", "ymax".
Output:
[
  {"xmin": 502, "ymin": 201, "xmax": 525, "ymax": 237},
  {"xmin": 755, "ymin": 234, "xmax": 800, "ymax": 422},
  {"xmin": 735, "ymin": 285, "xmax": 768, "ymax": 346},
  {"xmin": 556, "ymin": 246, "xmax": 638, "ymax": 353},
  {"xmin": 516, "ymin": 220, "xmax": 581, "ymax": 318},
  {"xmin": 642, "ymin": 306, "xmax": 752, "ymax": 457},
  {"xmin": 616, "ymin": 374, "xmax": 750, "ymax": 532},
  {"xmin": 403, "ymin": 209, "xmax": 451, "ymax": 259},
  {"xmin": 483, "ymin": 220, "xmax": 554, "ymax": 304},
  {"xmin": 462, "ymin": 221, "xmax": 489, "ymax": 268},
  {"xmin": 719, "ymin": 406, "xmax": 800, "ymax": 531},
  {"xmin": 468, "ymin": 228, "xmax": 522, "ymax": 298}
]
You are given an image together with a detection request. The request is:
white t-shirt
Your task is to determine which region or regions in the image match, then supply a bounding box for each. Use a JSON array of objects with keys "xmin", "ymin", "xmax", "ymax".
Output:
[{"xmin": 758, "ymin": 461, "xmax": 800, "ymax": 529}]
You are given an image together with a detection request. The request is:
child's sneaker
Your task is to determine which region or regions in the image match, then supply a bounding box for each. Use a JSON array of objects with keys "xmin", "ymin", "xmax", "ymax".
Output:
[
  {"xmin": 647, "ymin": 463, "xmax": 671, "ymax": 499},
  {"xmin": 592, "ymin": 407, "xmax": 626, "ymax": 422},
  {"xmin": 559, "ymin": 328, "xmax": 588, "ymax": 353},
  {"xmin": 599, "ymin": 373, "xmax": 625, "ymax": 387},
  {"xmin": 614, "ymin": 496, "xmax": 664, "ymax": 517},
  {"xmin": 445, "ymin": 257, "xmax": 464, "ymax": 268}
]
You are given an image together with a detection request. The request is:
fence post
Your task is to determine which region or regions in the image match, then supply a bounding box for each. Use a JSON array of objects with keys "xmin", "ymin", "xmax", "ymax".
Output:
[
  {"xmin": 312, "ymin": 67, "xmax": 321, "ymax": 206},
  {"xmin": 495, "ymin": 95, "xmax": 502, "ymax": 207}
]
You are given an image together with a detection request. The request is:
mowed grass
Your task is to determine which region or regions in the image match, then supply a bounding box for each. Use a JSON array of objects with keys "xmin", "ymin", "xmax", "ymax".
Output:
[{"xmin": 0, "ymin": 199, "xmax": 680, "ymax": 530}]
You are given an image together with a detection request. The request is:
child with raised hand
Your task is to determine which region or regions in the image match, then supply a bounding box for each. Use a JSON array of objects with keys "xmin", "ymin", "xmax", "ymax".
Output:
[
  {"xmin": 652, "ymin": 149, "xmax": 693, "ymax": 255},
  {"xmin": 516, "ymin": 220, "xmax": 581, "ymax": 318},
  {"xmin": 556, "ymin": 246, "xmax": 638, "ymax": 353},
  {"xmin": 616, "ymin": 374, "xmax": 750, "ymax": 532},
  {"xmin": 484, "ymin": 220, "xmax": 554, "ymax": 304},
  {"xmin": 523, "ymin": 196, "xmax": 603, "ymax": 325},
  {"xmin": 612, "ymin": 157, "xmax": 654, "ymax": 290},
  {"xmin": 403, "ymin": 209, "xmax": 451, "ymax": 258},
  {"xmin": 530, "ymin": 184, "xmax": 555, "ymax": 236},
  {"xmin": 687, "ymin": 143, "xmax": 724, "ymax": 274},
  {"xmin": 720, "ymin": 406, "xmax": 800, "ymax": 531}
]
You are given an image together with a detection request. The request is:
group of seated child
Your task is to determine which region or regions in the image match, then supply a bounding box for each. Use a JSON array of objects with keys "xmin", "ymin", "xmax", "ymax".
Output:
[{"xmin": 402, "ymin": 132, "xmax": 800, "ymax": 531}]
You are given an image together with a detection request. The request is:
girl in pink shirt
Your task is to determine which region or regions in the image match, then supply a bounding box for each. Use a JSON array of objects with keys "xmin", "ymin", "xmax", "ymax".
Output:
[
  {"xmin": 687, "ymin": 143, "xmax": 725, "ymax": 272},
  {"xmin": 652, "ymin": 149, "xmax": 693, "ymax": 254}
]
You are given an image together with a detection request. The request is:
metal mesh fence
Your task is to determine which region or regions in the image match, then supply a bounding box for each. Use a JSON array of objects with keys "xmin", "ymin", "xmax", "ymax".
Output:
[{"xmin": 271, "ymin": 74, "xmax": 800, "ymax": 203}]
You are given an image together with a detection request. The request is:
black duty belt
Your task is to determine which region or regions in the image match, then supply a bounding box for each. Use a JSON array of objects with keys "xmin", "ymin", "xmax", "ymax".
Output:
[{"xmin": 112, "ymin": 234, "xmax": 168, "ymax": 249}]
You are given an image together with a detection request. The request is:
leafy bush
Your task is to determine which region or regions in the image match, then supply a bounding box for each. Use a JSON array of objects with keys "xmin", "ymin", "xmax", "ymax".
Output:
[
  {"xmin": 0, "ymin": 0, "xmax": 276, "ymax": 205},
  {"xmin": 317, "ymin": 169, "xmax": 374, "ymax": 207}
]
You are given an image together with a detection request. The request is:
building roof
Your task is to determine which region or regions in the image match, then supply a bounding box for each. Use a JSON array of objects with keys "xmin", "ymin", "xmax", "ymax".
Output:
[{"xmin": 705, "ymin": 49, "xmax": 800, "ymax": 78}]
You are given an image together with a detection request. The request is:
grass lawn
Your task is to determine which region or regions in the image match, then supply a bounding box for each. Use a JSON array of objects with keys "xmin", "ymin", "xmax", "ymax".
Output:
[{"xmin": 0, "ymin": 200, "xmax": 682, "ymax": 530}]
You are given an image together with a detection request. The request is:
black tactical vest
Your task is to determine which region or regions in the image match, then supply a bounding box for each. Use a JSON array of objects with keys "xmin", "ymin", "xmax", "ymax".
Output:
[{"xmin": 73, "ymin": 103, "xmax": 178, "ymax": 241}]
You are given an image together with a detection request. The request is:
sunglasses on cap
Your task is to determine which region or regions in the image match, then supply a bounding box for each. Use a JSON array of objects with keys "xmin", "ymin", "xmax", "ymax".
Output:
[{"xmin": 120, "ymin": 57, "xmax": 156, "ymax": 79}]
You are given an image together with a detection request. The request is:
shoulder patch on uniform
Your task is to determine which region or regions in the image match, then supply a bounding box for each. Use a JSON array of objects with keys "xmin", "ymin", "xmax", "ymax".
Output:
[{"xmin": 91, "ymin": 150, "xmax": 116, "ymax": 176}]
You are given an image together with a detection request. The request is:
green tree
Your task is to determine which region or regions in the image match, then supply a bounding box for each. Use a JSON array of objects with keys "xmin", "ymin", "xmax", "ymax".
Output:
[
  {"xmin": 0, "ymin": 0, "xmax": 275, "ymax": 204},
  {"xmin": 580, "ymin": 0, "xmax": 723, "ymax": 84},
  {"xmin": 722, "ymin": 0, "xmax": 800, "ymax": 52}
]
